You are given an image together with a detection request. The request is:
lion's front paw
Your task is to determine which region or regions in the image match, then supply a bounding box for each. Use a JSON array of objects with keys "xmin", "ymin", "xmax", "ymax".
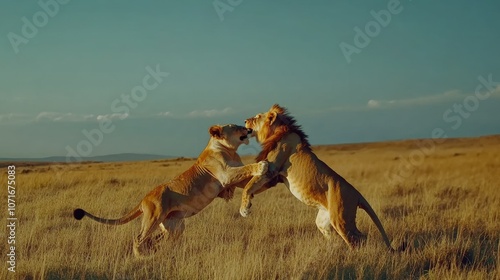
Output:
[
  {"xmin": 239, "ymin": 201, "xmax": 252, "ymax": 217},
  {"xmin": 254, "ymin": 161, "xmax": 269, "ymax": 176},
  {"xmin": 240, "ymin": 206, "xmax": 251, "ymax": 217}
]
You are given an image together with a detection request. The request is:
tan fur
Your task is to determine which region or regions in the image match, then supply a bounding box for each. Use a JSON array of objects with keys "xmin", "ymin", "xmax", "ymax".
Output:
[
  {"xmin": 241, "ymin": 105, "xmax": 394, "ymax": 250},
  {"xmin": 74, "ymin": 124, "xmax": 268, "ymax": 257}
]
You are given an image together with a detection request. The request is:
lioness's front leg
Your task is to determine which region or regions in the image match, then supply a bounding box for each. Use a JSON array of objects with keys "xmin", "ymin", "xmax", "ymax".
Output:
[{"xmin": 219, "ymin": 161, "xmax": 268, "ymax": 186}]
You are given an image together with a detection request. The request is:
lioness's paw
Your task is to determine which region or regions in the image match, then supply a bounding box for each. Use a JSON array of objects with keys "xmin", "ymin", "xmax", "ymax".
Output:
[{"xmin": 255, "ymin": 161, "xmax": 269, "ymax": 176}]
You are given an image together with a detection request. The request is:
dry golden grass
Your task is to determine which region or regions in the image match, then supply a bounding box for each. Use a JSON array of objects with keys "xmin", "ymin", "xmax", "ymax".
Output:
[{"xmin": 1, "ymin": 135, "xmax": 499, "ymax": 279}]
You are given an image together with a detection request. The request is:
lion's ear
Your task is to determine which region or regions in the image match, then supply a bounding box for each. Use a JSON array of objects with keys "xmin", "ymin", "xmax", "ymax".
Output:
[
  {"xmin": 270, "ymin": 104, "xmax": 285, "ymax": 114},
  {"xmin": 268, "ymin": 111, "xmax": 278, "ymax": 125},
  {"xmin": 209, "ymin": 125, "xmax": 223, "ymax": 138}
]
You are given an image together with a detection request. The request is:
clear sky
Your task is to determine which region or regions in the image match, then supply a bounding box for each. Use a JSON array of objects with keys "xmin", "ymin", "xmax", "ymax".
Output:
[{"xmin": 1, "ymin": 0, "xmax": 499, "ymax": 159}]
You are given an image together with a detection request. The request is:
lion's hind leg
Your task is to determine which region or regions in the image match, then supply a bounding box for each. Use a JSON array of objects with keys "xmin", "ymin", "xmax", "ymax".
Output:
[
  {"xmin": 329, "ymin": 212, "xmax": 366, "ymax": 249},
  {"xmin": 327, "ymin": 181, "xmax": 366, "ymax": 249},
  {"xmin": 315, "ymin": 209, "xmax": 335, "ymax": 240}
]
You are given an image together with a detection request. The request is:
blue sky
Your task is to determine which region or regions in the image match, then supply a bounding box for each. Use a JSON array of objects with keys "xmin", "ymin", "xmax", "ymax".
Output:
[{"xmin": 1, "ymin": 0, "xmax": 499, "ymax": 159}]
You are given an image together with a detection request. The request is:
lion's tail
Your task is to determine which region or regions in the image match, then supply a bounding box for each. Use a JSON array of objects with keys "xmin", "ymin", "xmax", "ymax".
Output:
[
  {"xmin": 73, "ymin": 204, "xmax": 142, "ymax": 225},
  {"xmin": 358, "ymin": 196, "xmax": 395, "ymax": 251}
]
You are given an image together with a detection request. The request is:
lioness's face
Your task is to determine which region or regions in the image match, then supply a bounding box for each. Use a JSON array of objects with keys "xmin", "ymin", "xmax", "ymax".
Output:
[{"xmin": 209, "ymin": 124, "xmax": 252, "ymax": 149}]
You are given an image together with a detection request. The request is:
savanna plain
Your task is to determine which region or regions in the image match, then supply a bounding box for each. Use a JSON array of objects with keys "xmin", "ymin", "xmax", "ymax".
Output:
[{"xmin": 1, "ymin": 135, "xmax": 499, "ymax": 280}]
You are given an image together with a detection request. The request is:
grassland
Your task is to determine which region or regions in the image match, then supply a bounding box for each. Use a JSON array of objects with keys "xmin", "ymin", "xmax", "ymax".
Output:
[{"xmin": 1, "ymin": 135, "xmax": 499, "ymax": 279}]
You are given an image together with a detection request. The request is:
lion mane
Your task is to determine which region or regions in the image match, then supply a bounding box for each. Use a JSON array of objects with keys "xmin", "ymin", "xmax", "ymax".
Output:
[{"xmin": 256, "ymin": 104, "xmax": 311, "ymax": 162}]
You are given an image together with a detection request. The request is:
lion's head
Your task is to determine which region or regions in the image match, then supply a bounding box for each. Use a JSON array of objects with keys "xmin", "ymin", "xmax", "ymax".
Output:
[
  {"xmin": 245, "ymin": 104, "xmax": 310, "ymax": 161},
  {"xmin": 209, "ymin": 124, "xmax": 253, "ymax": 150}
]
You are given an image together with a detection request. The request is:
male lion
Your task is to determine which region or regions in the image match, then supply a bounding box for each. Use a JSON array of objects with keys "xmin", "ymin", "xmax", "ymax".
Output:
[
  {"xmin": 73, "ymin": 124, "xmax": 268, "ymax": 256},
  {"xmin": 240, "ymin": 104, "xmax": 394, "ymax": 250}
]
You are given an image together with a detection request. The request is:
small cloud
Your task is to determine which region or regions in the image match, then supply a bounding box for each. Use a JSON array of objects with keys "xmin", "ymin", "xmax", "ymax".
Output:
[
  {"xmin": 0, "ymin": 113, "xmax": 37, "ymax": 124},
  {"xmin": 157, "ymin": 112, "xmax": 172, "ymax": 117},
  {"xmin": 36, "ymin": 112, "xmax": 79, "ymax": 122},
  {"xmin": 330, "ymin": 86, "xmax": 500, "ymax": 113},
  {"xmin": 188, "ymin": 107, "xmax": 233, "ymax": 118},
  {"xmin": 83, "ymin": 114, "xmax": 95, "ymax": 120},
  {"xmin": 96, "ymin": 113, "xmax": 129, "ymax": 121},
  {"xmin": 2, "ymin": 112, "xmax": 131, "ymax": 124},
  {"xmin": 366, "ymin": 91, "xmax": 462, "ymax": 110},
  {"xmin": 329, "ymin": 104, "xmax": 366, "ymax": 112},
  {"xmin": 367, "ymin": 100, "xmax": 381, "ymax": 108},
  {"xmin": 443, "ymin": 89, "xmax": 461, "ymax": 97},
  {"xmin": 0, "ymin": 113, "xmax": 20, "ymax": 121},
  {"xmin": 362, "ymin": 89, "xmax": 489, "ymax": 110},
  {"xmin": 154, "ymin": 108, "xmax": 234, "ymax": 119},
  {"xmin": 34, "ymin": 112, "xmax": 125, "ymax": 122}
]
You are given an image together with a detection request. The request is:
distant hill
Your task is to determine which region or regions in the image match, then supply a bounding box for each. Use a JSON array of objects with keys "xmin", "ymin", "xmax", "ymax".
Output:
[
  {"xmin": 0, "ymin": 153, "xmax": 173, "ymax": 163},
  {"xmin": 2, "ymin": 134, "xmax": 499, "ymax": 164}
]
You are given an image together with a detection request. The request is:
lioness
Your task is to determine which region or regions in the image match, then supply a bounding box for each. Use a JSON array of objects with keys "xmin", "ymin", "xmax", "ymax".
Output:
[
  {"xmin": 240, "ymin": 104, "xmax": 394, "ymax": 250},
  {"xmin": 73, "ymin": 124, "xmax": 268, "ymax": 256}
]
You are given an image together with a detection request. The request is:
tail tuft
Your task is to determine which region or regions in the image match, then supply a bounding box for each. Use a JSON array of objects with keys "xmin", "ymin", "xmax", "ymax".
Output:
[{"xmin": 73, "ymin": 208, "xmax": 86, "ymax": 220}]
